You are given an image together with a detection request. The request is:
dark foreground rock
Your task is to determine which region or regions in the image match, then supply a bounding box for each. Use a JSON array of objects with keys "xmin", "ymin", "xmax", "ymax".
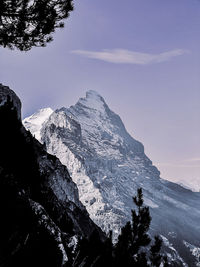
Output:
[{"xmin": 0, "ymin": 84, "xmax": 104, "ymax": 267}]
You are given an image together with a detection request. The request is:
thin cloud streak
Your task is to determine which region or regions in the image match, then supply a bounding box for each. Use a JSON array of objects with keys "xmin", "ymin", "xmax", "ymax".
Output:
[{"xmin": 71, "ymin": 49, "xmax": 189, "ymax": 65}]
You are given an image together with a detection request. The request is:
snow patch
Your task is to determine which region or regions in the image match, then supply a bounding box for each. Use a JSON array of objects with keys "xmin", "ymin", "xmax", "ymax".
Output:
[
  {"xmin": 161, "ymin": 235, "xmax": 188, "ymax": 266},
  {"xmin": 183, "ymin": 241, "xmax": 200, "ymax": 266},
  {"xmin": 23, "ymin": 107, "xmax": 53, "ymax": 141}
]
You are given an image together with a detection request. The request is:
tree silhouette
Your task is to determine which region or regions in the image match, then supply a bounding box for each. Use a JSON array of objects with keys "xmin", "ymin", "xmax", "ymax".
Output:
[
  {"xmin": 0, "ymin": 0, "xmax": 73, "ymax": 51},
  {"xmin": 113, "ymin": 188, "xmax": 165, "ymax": 267},
  {"xmin": 150, "ymin": 236, "xmax": 163, "ymax": 267}
]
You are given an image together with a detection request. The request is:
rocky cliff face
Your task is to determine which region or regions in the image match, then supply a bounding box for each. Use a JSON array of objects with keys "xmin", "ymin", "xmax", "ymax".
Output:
[
  {"xmin": 0, "ymin": 83, "xmax": 21, "ymax": 119},
  {"xmin": 0, "ymin": 85, "xmax": 103, "ymax": 267},
  {"xmin": 25, "ymin": 90, "xmax": 200, "ymax": 266},
  {"xmin": 40, "ymin": 91, "xmax": 160, "ymax": 233}
]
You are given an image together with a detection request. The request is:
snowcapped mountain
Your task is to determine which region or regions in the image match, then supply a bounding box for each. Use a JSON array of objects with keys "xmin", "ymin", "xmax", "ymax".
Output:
[
  {"xmin": 23, "ymin": 108, "xmax": 53, "ymax": 141},
  {"xmin": 24, "ymin": 90, "xmax": 200, "ymax": 266}
]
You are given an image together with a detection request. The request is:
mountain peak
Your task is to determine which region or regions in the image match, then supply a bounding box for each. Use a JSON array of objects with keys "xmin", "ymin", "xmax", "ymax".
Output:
[
  {"xmin": 23, "ymin": 89, "xmax": 200, "ymax": 266},
  {"xmin": 86, "ymin": 90, "xmax": 103, "ymax": 100},
  {"xmin": 77, "ymin": 90, "xmax": 106, "ymax": 112}
]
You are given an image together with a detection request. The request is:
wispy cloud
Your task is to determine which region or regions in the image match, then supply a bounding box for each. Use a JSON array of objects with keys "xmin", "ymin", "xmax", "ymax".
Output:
[{"xmin": 71, "ymin": 49, "xmax": 189, "ymax": 65}]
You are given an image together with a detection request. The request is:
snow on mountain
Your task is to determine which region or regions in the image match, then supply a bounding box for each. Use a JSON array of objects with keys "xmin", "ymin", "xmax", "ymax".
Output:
[
  {"xmin": 24, "ymin": 90, "xmax": 200, "ymax": 266},
  {"xmin": 183, "ymin": 241, "xmax": 200, "ymax": 266},
  {"xmin": 23, "ymin": 108, "xmax": 53, "ymax": 141}
]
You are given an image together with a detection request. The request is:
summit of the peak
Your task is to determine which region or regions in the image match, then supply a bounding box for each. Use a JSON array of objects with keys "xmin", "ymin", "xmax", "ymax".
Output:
[
  {"xmin": 86, "ymin": 90, "xmax": 103, "ymax": 99},
  {"xmin": 84, "ymin": 90, "xmax": 106, "ymax": 104},
  {"xmin": 75, "ymin": 90, "xmax": 107, "ymax": 112}
]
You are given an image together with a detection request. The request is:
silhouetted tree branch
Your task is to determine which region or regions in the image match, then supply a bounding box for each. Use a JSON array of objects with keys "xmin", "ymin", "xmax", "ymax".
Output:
[{"xmin": 0, "ymin": 0, "xmax": 73, "ymax": 51}]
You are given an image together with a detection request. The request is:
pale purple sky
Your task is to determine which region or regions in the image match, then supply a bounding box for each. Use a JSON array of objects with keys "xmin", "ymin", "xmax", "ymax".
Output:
[{"xmin": 0, "ymin": 0, "xmax": 200, "ymax": 188}]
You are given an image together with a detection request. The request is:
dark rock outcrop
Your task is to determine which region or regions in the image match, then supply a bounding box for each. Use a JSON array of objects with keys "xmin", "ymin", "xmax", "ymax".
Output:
[
  {"xmin": 0, "ymin": 83, "xmax": 21, "ymax": 119},
  {"xmin": 0, "ymin": 85, "xmax": 104, "ymax": 267}
]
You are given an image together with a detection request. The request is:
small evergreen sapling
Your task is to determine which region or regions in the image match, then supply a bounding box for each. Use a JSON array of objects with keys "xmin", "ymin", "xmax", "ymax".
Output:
[
  {"xmin": 150, "ymin": 236, "xmax": 163, "ymax": 267},
  {"xmin": 114, "ymin": 188, "xmax": 166, "ymax": 267}
]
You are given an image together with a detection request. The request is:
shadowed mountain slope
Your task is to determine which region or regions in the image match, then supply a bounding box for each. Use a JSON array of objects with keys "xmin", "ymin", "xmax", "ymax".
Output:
[{"xmin": 0, "ymin": 84, "xmax": 104, "ymax": 267}]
